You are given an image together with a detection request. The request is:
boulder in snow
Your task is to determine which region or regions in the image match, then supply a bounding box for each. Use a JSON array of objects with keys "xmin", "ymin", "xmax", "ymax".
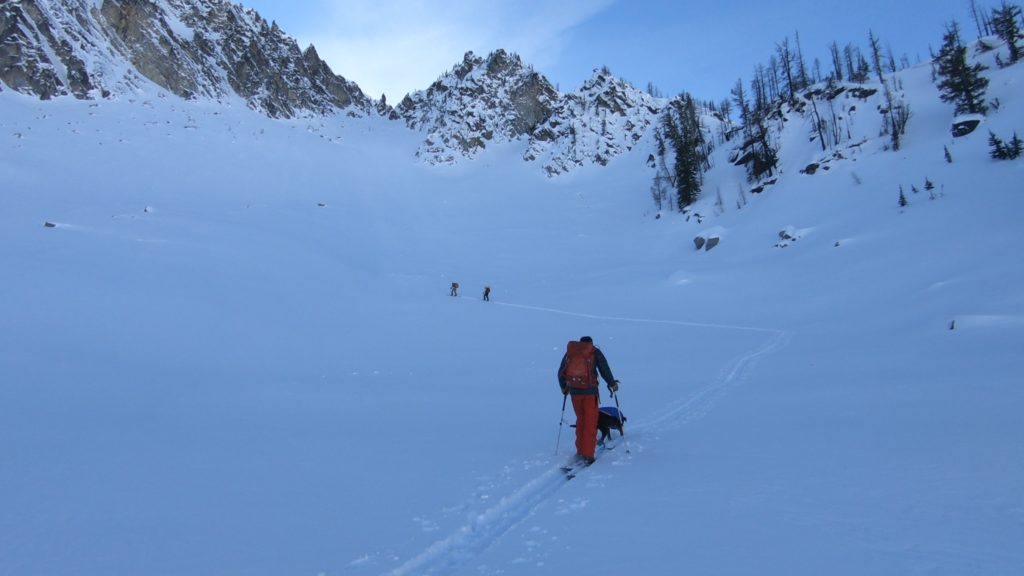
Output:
[
  {"xmin": 952, "ymin": 116, "xmax": 983, "ymax": 138},
  {"xmin": 694, "ymin": 235, "xmax": 720, "ymax": 251}
]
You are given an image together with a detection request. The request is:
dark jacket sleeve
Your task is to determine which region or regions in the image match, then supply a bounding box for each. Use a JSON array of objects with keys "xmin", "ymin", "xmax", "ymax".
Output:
[
  {"xmin": 595, "ymin": 348, "xmax": 616, "ymax": 386},
  {"xmin": 557, "ymin": 354, "xmax": 568, "ymax": 389}
]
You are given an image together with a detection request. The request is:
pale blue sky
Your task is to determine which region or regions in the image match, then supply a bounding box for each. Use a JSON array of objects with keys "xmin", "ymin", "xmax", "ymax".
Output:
[{"xmin": 240, "ymin": 0, "xmax": 978, "ymax": 103}]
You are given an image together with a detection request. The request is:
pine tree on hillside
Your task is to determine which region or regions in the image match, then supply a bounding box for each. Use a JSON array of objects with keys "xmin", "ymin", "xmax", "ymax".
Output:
[
  {"xmin": 844, "ymin": 44, "xmax": 871, "ymax": 83},
  {"xmin": 989, "ymin": 130, "xmax": 1024, "ymax": 159},
  {"xmin": 989, "ymin": 130, "xmax": 1009, "ymax": 158},
  {"xmin": 970, "ymin": 0, "xmax": 995, "ymax": 37},
  {"xmin": 731, "ymin": 78, "xmax": 779, "ymax": 183},
  {"xmin": 992, "ymin": 1, "xmax": 1023, "ymax": 65},
  {"xmin": 869, "ymin": 30, "xmax": 912, "ymax": 150},
  {"xmin": 830, "ymin": 42, "xmax": 844, "ymax": 82},
  {"xmin": 774, "ymin": 35, "xmax": 810, "ymax": 102},
  {"xmin": 1012, "ymin": 133, "xmax": 1024, "ymax": 158},
  {"xmin": 660, "ymin": 93, "xmax": 710, "ymax": 209},
  {"xmin": 934, "ymin": 21, "xmax": 990, "ymax": 114},
  {"xmin": 794, "ymin": 31, "xmax": 810, "ymax": 89}
]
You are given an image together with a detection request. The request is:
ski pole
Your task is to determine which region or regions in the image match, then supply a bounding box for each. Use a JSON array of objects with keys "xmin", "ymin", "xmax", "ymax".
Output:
[
  {"xmin": 555, "ymin": 393, "xmax": 568, "ymax": 454},
  {"xmin": 613, "ymin": 390, "xmax": 630, "ymax": 454}
]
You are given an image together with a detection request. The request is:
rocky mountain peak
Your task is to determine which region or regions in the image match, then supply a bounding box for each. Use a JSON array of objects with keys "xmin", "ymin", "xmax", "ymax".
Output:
[
  {"xmin": 525, "ymin": 67, "xmax": 665, "ymax": 176},
  {"xmin": 0, "ymin": 0, "xmax": 372, "ymax": 118},
  {"xmin": 395, "ymin": 48, "xmax": 559, "ymax": 164}
]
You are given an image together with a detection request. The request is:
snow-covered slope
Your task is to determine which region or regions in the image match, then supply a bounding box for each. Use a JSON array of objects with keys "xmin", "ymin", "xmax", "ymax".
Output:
[{"xmin": 2, "ymin": 30, "xmax": 1023, "ymax": 576}]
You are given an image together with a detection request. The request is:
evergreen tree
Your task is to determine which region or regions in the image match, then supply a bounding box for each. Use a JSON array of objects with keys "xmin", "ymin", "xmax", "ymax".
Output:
[
  {"xmin": 660, "ymin": 93, "xmax": 709, "ymax": 208},
  {"xmin": 869, "ymin": 30, "xmax": 887, "ymax": 85},
  {"xmin": 989, "ymin": 130, "xmax": 1023, "ymax": 158},
  {"xmin": 935, "ymin": 21, "xmax": 990, "ymax": 114},
  {"xmin": 869, "ymin": 30, "xmax": 907, "ymax": 150},
  {"xmin": 989, "ymin": 130, "xmax": 1008, "ymax": 158},
  {"xmin": 843, "ymin": 44, "xmax": 871, "ymax": 83},
  {"xmin": 830, "ymin": 41, "xmax": 844, "ymax": 82},
  {"xmin": 992, "ymin": 1, "xmax": 1023, "ymax": 64},
  {"xmin": 794, "ymin": 31, "xmax": 810, "ymax": 90},
  {"xmin": 970, "ymin": 0, "xmax": 994, "ymax": 37},
  {"xmin": 844, "ymin": 44, "xmax": 857, "ymax": 80},
  {"xmin": 775, "ymin": 39, "xmax": 797, "ymax": 102},
  {"xmin": 731, "ymin": 77, "xmax": 778, "ymax": 182}
]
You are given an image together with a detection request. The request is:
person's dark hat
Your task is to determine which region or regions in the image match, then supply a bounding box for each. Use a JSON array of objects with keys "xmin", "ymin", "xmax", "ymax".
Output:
[{"xmin": 580, "ymin": 336, "xmax": 593, "ymax": 343}]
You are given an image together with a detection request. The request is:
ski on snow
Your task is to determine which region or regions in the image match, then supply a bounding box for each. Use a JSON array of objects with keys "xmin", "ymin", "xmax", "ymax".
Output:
[
  {"xmin": 560, "ymin": 459, "xmax": 593, "ymax": 480},
  {"xmin": 560, "ymin": 442, "xmax": 619, "ymax": 479}
]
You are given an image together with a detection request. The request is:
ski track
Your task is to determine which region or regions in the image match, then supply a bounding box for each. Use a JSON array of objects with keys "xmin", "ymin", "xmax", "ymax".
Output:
[{"xmin": 383, "ymin": 302, "xmax": 792, "ymax": 576}]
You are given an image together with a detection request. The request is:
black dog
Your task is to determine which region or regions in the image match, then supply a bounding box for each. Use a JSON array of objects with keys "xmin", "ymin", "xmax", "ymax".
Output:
[{"xmin": 597, "ymin": 406, "xmax": 626, "ymax": 446}]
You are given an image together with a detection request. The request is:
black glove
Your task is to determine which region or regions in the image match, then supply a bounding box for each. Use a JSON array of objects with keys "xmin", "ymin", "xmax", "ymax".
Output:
[
  {"xmin": 608, "ymin": 380, "xmax": 619, "ymax": 393},
  {"xmin": 561, "ymin": 385, "xmax": 569, "ymax": 396}
]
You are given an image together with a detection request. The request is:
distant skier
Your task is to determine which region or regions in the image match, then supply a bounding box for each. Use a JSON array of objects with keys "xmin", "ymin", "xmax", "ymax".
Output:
[
  {"xmin": 558, "ymin": 336, "xmax": 619, "ymax": 465},
  {"xmin": 450, "ymin": 282, "xmax": 459, "ymax": 297},
  {"xmin": 483, "ymin": 286, "xmax": 491, "ymax": 301}
]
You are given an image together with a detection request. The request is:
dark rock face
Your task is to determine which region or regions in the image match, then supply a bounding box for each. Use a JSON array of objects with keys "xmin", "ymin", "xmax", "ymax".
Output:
[
  {"xmin": 1, "ymin": 0, "xmax": 372, "ymax": 118},
  {"xmin": 1, "ymin": 0, "xmax": 98, "ymax": 99},
  {"xmin": 100, "ymin": 0, "xmax": 206, "ymax": 99}
]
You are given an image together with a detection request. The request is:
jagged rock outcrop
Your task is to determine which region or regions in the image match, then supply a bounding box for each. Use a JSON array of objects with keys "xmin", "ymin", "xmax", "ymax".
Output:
[
  {"xmin": 0, "ymin": 0, "xmax": 372, "ymax": 118},
  {"xmin": 525, "ymin": 67, "xmax": 664, "ymax": 176},
  {"xmin": 395, "ymin": 49, "xmax": 559, "ymax": 163},
  {"xmin": 1, "ymin": 0, "xmax": 110, "ymax": 99},
  {"xmin": 395, "ymin": 52, "xmax": 665, "ymax": 174}
]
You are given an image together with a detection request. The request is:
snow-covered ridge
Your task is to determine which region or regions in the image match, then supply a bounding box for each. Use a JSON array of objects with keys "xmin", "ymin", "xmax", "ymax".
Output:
[
  {"xmin": 0, "ymin": 0, "xmax": 372, "ymax": 118},
  {"xmin": 394, "ymin": 49, "xmax": 560, "ymax": 165},
  {"xmin": 394, "ymin": 50, "xmax": 667, "ymax": 174},
  {"xmin": 526, "ymin": 68, "xmax": 665, "ymax": 176}
]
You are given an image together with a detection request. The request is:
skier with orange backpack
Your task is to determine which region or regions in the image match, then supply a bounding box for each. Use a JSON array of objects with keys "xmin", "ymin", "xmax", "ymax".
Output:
[{"xmin": 558, "ymin": 336, "xmax": 619, "ymax": 465}]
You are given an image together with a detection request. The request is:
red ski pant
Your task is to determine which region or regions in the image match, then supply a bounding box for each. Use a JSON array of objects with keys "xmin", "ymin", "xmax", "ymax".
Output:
[{"xmin": 571, "ymin": 394, "xmax": 599, "ymax": 459}]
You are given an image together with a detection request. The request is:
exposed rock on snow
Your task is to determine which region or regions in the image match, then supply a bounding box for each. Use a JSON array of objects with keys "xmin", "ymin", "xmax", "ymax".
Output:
[
  {"xmin": 952, "ymin": 116, "xmax": 983, "ymax": 137},
  {"xmin": 694, "ymin": 234, "xmax": 721, "ymax": 251}
]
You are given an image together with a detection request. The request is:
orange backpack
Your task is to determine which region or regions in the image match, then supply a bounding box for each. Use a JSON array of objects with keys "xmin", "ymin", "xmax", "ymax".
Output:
[{"xmin": 562, "ymin": 340, "xmax": 597, "ymax": 389}]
